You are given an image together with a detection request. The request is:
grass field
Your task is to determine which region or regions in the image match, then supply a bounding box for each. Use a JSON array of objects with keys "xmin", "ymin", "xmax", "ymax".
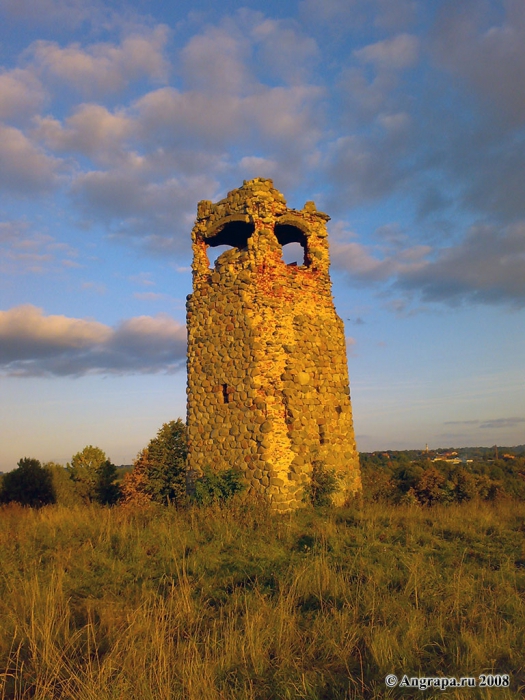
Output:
[{"xmin": 1, "ymin": 499, "xmax": 524, "ymax": 699}]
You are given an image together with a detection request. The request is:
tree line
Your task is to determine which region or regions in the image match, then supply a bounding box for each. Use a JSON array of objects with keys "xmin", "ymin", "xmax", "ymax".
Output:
[
  {"xmin": 360, "ymin": 450, "xmax": 525, "ymax": 505},
  {"xmin": 0, "ymin": 419, "xmax": 244, "ymax": 508},
  {"xmin": 2, "ymin": 430, "xmax": 525, "ymax": 508},
  {"xmin": 0, "ymin": 420, "xmax": 188, "ymax": 508}
]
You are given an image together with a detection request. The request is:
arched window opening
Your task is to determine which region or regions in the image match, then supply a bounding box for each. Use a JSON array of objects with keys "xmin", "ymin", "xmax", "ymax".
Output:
[
  {"xmin": 206, "ymin": 221, "xmax": 255, "ymax": 267},
  {"xmin": 275, "ymin": 223, "xmax": 309, "ymax": 266},
  {"xmin": 208, "ymin": 244, "xmax": 233, "ymax": 267},
  {"xmin": 207, "ymin": 221, "xmax": 254, "ymax": 249}
]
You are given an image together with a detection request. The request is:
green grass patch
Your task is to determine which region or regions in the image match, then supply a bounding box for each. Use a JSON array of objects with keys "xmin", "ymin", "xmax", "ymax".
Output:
[{"xmin": 0, "ymin": 500, "xmax": 524, "ymax": 698}]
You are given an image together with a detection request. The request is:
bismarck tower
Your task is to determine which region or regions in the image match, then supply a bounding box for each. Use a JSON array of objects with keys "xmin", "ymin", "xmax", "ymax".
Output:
[{"xmin": 186, "ymin": 178, "xmax": 361, "ymax": 511}]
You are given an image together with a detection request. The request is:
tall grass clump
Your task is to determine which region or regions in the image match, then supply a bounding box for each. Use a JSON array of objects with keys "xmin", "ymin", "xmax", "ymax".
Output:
[{"xmin": 1, "ymin": 499, "xmax": 524, "ymax": 699}]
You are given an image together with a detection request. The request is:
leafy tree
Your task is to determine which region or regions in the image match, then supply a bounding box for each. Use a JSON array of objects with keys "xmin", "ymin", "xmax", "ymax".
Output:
[
  {"xmin": 67, "ymin": 446, "xmax": 121, "ymax": 505},
  {"xmin": 0, "ymin": 458, "xmax": 55, "ymax": 507},
  {"xmin": 448, "ymin": 467, "xmax": 478, "ymax": 503},
  {"xmin": 120, "ymin": 448, "xmax": 153, "ymax": 507},
  {"xmin": 362, "ymin": 465, "xmax": 396, "ymax": 503},
  {"xmin": 475, "ymin": 474, "xmax": 504, "ymax": 501},
  {"xmin": 142, "ymin": 420, "xmax": 187, "ymax": 505},
  {"xmin": 393, "ymin": 462, "xmax": 425, "ymax": 495},
  {"xmin": 414, "ymin": 467, "xmax": 447, "ymax": 506},
  {"xmin": 44, "ymin": 462, "xmax": 83, "ymax": 506}
]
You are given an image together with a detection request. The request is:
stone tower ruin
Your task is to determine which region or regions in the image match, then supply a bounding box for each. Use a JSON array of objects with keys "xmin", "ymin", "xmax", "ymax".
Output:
[{"xmin": 186, "ymin": 178, "xmax": 361, "ymax": 511}]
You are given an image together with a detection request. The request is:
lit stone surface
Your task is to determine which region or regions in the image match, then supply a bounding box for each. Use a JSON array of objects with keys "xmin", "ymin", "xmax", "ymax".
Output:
[{"xmin": 186, "ymin": 178, "xmax": 361, "ymax": 511}]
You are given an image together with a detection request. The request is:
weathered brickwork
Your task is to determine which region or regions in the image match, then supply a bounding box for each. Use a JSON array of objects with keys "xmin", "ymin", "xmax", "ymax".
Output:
[{"xmin": 186, "ymin": 178, "xmax": 361, "ymax": 511}]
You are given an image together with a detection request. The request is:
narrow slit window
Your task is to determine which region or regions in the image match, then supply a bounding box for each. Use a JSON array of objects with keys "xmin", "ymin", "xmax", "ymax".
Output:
[{"xmin": 222, "ymin": 384, "xmax": 230, "ymax": 404}]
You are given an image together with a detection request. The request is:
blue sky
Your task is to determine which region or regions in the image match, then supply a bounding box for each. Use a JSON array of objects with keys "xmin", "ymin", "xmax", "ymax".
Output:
[{"xmin": 0, "ymin": 0, "xmax": 524, "ymax": 469}]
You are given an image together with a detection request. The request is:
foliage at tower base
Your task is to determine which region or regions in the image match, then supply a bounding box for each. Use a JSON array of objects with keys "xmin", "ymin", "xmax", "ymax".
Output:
[{"xmin": 121, "ymin": 419, "xmax": 187, "ymax": 507}]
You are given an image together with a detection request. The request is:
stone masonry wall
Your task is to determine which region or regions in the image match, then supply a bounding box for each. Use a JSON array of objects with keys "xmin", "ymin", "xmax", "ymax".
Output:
[{"xmin": 186, "ymin": 178, "xmax": 361, "ymax": 511}]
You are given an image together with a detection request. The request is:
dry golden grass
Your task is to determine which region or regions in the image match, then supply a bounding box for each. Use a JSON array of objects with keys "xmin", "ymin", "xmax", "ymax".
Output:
[{"xmin": 1, "ymin": 500, "xmax": 524, "ymax": 699}]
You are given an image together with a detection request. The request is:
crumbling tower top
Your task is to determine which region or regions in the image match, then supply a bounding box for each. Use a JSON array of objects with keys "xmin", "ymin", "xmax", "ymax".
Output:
[{"xmin": 191, "ymin": 177, "xmax": 332, "ymax": 282}]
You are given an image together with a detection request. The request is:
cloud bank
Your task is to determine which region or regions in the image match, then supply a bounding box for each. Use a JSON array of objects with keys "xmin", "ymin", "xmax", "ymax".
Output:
[
  {"xmin": 1, "ymin": 2, "xmax": 525, "ymax": 312},
  {"xmin": 331, "ymin": 221, "xmax": 525, "ymax": 309},
  {"xmin": 0, "ymin": 305, "xmax": 187, "ymax": 376}
]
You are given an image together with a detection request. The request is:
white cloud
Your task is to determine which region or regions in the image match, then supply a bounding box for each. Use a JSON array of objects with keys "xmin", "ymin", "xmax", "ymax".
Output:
[
  {"xmin": 238, "ymin": 156, "xmax": 279, "ymax": 179},
  {"xmin": 181, "ymin": 23, "xmax": 251, "ymax": 95},
  {"xmin": 29, "ymin": 26, "xmax": 169, "ymax": 96},
  {"xmin": 134, "ymin": 82, "xmax": 322, "ymax": 153},
  {"xmin": 299, "ymin": 0, "xmax": 416, "ymax": 30},
  {"xmin": 333, "ymin": 219, "xmax": 525, "ymax": 309},
  {"xmin": 71, "ymin": 169, "xmax": 217, "ymax": 250},
  {"xmin": 0, "ymin": 220, "xmax": 27, "ymax": 243},
  {"xmin": 129, "ymin": 272, "xmax": 155, "ymax": 287},
  {"xmin": 250, "ymin": 17, "xmax": 319, "ymax": 85},
  {"xmin": 373, "ymin": 0, "xmax": 417, "ymax": 30},
  {"xmin": 345, "ymin": 336, "xmax": 357, "ymax": 356},
  {"xmin": 398, "ymin": 222, "xmax": 525, "ymax": 307},
  {"xmin": 0, "ymin": 68, "xmax": 46, "ymax": 121},
  {"xmin": 433, "ymin": 0, "xmax": 525, "ymax": 125},
  {"xmin": 0, "ymin": 219, "xmax": 79, "ymax": 274},
  {"xmin": 299, "ymin": 0, "xmax": 363, "ymax": 27},
  {"xmin": 331, "ymin": 238, "xmax": 430, "ymax": 282},
  {"xmin": 133, "ymin": 13, "xmax": 323, "ymax": 157},
  {"xmin": 355, "ymin": 34, "xmax": 419, "ymax": 71},
  {"xmin": 62, "ymin": 21, "xmax": 323, "ymax": 243},
  {"xmin": 0, "ymin": 305, "xmax": 186, "ymax": 376},
  {"xmin": 33, "ymin": 104, "xmax": 133, "ymax": 165},
  {"xmin": 0, "ymin": 125, "xmax": 59, "ymax": 193},
  {"xmin": 0, "ymin": 304, "xmax": 110, "ymax": 361},
  {"xmin": 326, "ymin": 133, "xmax": 409, "ymax": 207},
  {"xmin": 11, "ymin": 11, "xmax": 324, "ymax": 252},
  {"xmin": 0, "ymin": 0, "xmax": 109, "ymax": 28}
]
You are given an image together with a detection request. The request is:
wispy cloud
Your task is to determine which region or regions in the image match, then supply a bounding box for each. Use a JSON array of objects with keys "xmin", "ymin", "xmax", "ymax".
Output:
[
  {"xmin": 354, "ymin": 33, "xmax": 419, "ymax": 71},
  {"xmin": 444, "ymin": 417, "xmax": 525, "ymax": 430},
  {"xmin": 0, "ymin": 221, "xmax": 78, "ymax": 274},
  {"xmin": 133, "ymin": 291, "xmax": 165, "ymax": 301},
  {"xmin": 0, "ymin": 0, "xmax": 111, "ymax": 29}
]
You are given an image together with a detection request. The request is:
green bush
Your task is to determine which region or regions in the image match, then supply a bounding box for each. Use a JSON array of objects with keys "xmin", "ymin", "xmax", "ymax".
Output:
[
  {"xmin": 192, "ymin": 466, "xmax": 245, "ymax": 505},
  {"xmin": 305, "ymin": 461, "xmax": 340, "ymax": 507}
]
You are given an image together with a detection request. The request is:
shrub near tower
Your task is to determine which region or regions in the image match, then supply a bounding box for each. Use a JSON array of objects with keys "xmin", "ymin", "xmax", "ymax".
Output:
[{"xmin": 186, "ymin": 178, "xmax": 361, "ymax": 511}]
